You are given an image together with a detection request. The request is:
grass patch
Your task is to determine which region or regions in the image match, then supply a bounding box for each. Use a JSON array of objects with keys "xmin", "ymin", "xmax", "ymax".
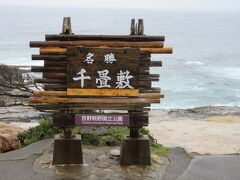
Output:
[
  {"xmin": 99, "ymin": 126, "xmax": 129, "ymax": 145},
  {"xmin": 151, "ymin": 143, "xmax": 169, "ymax": 156},
  {"xmin": 17, "ymin": 120, "xmax": 129, "ymax": 146},
  {"xmin": 17, "ymin": 118, "xmax": 58, "ymax": 146},
  {"xmin": 17, "ymin": 118, "xmax": 164, "ymax": 152},
  {"xmin": 140, "ymin": 127, "xmax": 150, "ymax": 135}
]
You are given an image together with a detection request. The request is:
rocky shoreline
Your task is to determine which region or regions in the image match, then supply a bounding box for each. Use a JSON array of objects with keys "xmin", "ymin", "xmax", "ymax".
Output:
[
  {"xmin": 0, "ymin": 86, "xmax": 47, "ymax": 123},
  {"xmin": 150, "ymin": 106, "xmax": 240, "ymax": 122},
  {"xmin": 0, "ymin": 85, "xmax": 240, "ymax": 155},
  {"xmin": 1, "ymin": 85, "xmax": 239, "ymax": 123}
]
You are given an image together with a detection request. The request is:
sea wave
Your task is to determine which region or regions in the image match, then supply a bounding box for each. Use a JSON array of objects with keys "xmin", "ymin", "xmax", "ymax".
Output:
[
  {"xmin": 204, "ymin": 66, "xmax": 240, "ymax": 80},
  {"xmin": 152, "ymin": 103, "xmax": 240, "ymax": 110},
  {"xmin": 184, "ymin": 61, "xmax": 204, "ymax": 65}
]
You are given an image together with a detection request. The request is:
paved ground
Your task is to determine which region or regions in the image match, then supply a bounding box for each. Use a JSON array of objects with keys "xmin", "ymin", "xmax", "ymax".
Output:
[
  {"xmin": 0, "ymin": 139, "xmax": 239, "ymax": 180},
  {"xmin": 178, "ymin": 155, "xmax": 240, "ymax": 180}
]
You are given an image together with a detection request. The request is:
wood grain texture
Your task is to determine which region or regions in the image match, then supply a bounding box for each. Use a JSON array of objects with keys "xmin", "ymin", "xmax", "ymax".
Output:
[
  {"xmin": 44, "ymin": 85, "xmax": 67, "ymax": 91},
  {"xmin": 29, "ymin": 97, "xmax": 160, "ymax": 104},
  {"xmin": 45, "ymin": 34, "xmax": 165, "ymax": 41},
  {"xmin": 30, "ymin": 40, "xmax": 164, "ymax": 48},
  {"xmin": 34, "ymin": 78, "xmax": 66, "ymax": 84},
  {"xmin": 31, "ymin": 66, "xmax": 66, "ymax": 73},
  {"xmin": 43, "ymin": 73, "xmax": 66, "ymax": 79},
  {"xmin": 67, "ymin": 47, "xmax": 140, "ymax": 90},
  {"xmin": 39, "ymin": 47, "xmax": 173, "ymax": 55},
  {"xmin": 44, "ymin": 60, "xmax": 66, "ymax": 67},
  {"xmin": 32, "ymin": 55, "xmax": 66, "ymax": 60},
  {"xmin": 34, "ymin": 103, "xmax": 150, "ymax": 111},
  {"xmin": 33, "ymin": 90, "xmax": 67, "ymax": 96},
  {"xmin": 67, "ymin": 89, "xmax": 139, "ymax": 96},
  {"xmin": 33, "ymin": 90, "xmax": 163, "ymax": 99},
  {"xmin": 140, "ymin": 46, "xmax": 173, "ymax": 54}
]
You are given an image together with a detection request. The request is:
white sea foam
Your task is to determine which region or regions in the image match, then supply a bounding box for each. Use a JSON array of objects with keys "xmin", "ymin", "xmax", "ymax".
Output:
[{"xmin": 184, "ymin": 61, "xmax": 204, "ymax": 65}]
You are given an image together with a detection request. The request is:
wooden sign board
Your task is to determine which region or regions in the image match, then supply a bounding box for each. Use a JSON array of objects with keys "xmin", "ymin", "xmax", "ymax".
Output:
[
  {"xmin": 75, "ymin": 114, "xmax": 129, "ymax": 126},
  {"xmin": 67, "ymin": 47, "xmax": 140, "ymax": 97}
]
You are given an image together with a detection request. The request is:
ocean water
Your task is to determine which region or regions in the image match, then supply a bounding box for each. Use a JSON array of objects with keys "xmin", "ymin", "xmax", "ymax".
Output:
[{"xmin": 0, "ymin": 7, "xmax": 239, "ymax": 109}]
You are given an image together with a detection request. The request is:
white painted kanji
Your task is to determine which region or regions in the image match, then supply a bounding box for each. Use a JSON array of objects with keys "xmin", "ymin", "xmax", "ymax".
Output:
[
  {"xmin": 104, "ymin": 53, "xmax": 117, "ymax": 64},
  {"xmin": 96, "ymin": 69, "xmax": 111, "ymax": 88},
  {"xmin": 73, "ymin": 69, "xmax": 91, "ymax": 88},
  {"xmin": 83, "ymin": 52, "xmax": 94, "ymax": 64},
  {"xmin": 115, "ymin": 70, "xmax": 133, "ymax": 89}
]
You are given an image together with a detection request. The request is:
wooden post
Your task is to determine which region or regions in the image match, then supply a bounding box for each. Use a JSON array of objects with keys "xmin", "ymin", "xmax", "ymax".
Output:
[
  {"xmin": 129, "ymin": 126, "xmax": 141, "ymax": 137},
  {"xmin": 62, "ymin": 17, "xmax": 72, "ymax": 34},
  {"xmin": 138, "ymin": 19, "xmax": 144, "ymax": 35},
  {"xmin": 130, "ymin": 19, "xmax": 136, "ymax": 35},
  {"xmin": 135, "ymin": 22, "xmax": 138, "ymax": 36},
  {"xmin": 61, "ymin": 18, "xmax": 74, "ymax": 139},
  {"xmin": 52, "ymin": 17, "xmax": 83, "ymax": 165},
  {"xmin": 120, "ymin": 19, "xmax": 151, "ymax": 165}
]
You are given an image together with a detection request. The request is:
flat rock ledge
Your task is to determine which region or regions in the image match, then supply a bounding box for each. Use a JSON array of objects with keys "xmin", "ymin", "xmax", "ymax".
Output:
[
  {"xmin": 149, "ymin": 116, "xmax": 240, "ymax": 155},
  {"xmin": 0, "ymin": 105, "xmax": 48, "ymax": 123}
]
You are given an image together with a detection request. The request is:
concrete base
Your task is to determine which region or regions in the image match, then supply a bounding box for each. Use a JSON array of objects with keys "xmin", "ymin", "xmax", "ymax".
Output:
[
  {"xmin": 52, "ymin": 134, "xmax": 83, "ymax": 165},
  {"xmin": 120, "ymin": 136, "xmax": 151, "ymax": 165}
]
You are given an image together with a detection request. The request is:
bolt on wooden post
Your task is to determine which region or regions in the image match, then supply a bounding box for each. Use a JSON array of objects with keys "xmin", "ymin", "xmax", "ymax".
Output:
[{"xmin": 29, "ymin": 17, "xmax": 172, "ymax": 165}]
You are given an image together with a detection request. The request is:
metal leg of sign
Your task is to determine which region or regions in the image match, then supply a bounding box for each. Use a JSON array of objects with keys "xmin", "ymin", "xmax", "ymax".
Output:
[{"xmin": 52, "ymin": 134, "xmax": 83, "ymax": 165}]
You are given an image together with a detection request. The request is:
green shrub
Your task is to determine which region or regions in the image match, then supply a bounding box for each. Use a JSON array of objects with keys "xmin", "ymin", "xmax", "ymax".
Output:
[
  {"xmin": 108, "ymin": 126, "xmax": 129, "ymax": 141},
  {"xmin": 151, "ymin": 143, "xmax": 169, "ymax": 156},
  {"xmin": 18, "ymin": 120, "xmax": 156, "ymax": 148},
  {"xmin": 140, "ymin": 127, "xmax": 150, "ymax": 135},
  {"xmin": 81, "ymin": 133, "xmax": 97, "ymax": 145},
  {"xmin": 99, "ymin": 135, "xmax": 114, "ymax": 146},
  {"xmin": 17, "ymin": 118, "xmax": 58, "ymax": 146}
]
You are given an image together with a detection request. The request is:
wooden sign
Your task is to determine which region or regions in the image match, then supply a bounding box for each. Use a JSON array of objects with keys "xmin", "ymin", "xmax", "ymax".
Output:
[
  {"xmin": 75, "ymin": 114, "xmax": 129, "ymax": 126},
  {"xmin": 67, "ymin": 47, "xmax": 140, "ymax": 97}
]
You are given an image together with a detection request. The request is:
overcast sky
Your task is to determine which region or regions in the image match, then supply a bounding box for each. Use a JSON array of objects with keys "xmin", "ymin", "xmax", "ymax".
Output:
[{"xmin": 0, "ymin": 0, "xmax": 239, "ymax": 12}]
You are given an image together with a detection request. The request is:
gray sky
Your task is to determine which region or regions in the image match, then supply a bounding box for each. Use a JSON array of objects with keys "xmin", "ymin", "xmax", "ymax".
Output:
[{"xmin": 1, "ymin": 0, "xmax": 239, "ymax": 12}]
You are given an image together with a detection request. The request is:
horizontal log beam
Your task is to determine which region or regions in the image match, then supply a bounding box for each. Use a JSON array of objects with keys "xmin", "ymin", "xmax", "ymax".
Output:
[
  {"xmin": 33, "ymin": 90, "xmax": 163, "ymax": 99},
  {"xmin": 32, "ymin": 55, "xmax": 66, "ymax": 60},
  {"xmin": 42, "ymin": 86, "xmax": 161, "ymax": 92},
  {"xmin": 140, "ymin": 87, "xmax": 161, "ymax": 93},
  {"xmin": 29, "ymin": 97, "xmax": 160, "ymax": 104},
  {"xmin": 45, "ymin": 34, "xmax": 165, "ymax": 42},
  {"xmin": 67, "ymin": 88, "xmax": 139, "ymax": 97},
  {"xmin": 140, "ymin": 46, "xmax": 173, "ymax": 54},
  {"xmin": 33, "ymin": 103, "xmax": 150, "ymax": 111},
  {"xmin": 33, "ymin": 90, "xmax": 162, "ymax": 98},
  {"xmin": 30, "ymin": 41, "xmax": 164, "ymax": 48},
  {"xmin": 44, "ymin": 85, "xmax": 67, "ymax": 91},
  {"xmin": 34, "ymin": 79, "xmax": 66, "ymax": 84},
  {"xmin": 40, "ymin": 48, "xmax": 66, "ymax": 55},
  {"xmin": 31, "ymin": 66, "xmax": 66, "ymax": 73},
  {"xmin": 44, "ymin": 60, "xmax": 66, "ymax": 67},
  {"xmin": 43, "ymin": 73, "xmax": 66, "ymax": 79},
  {"xmin": 33, "ymin": 90, "xmax": 66, "ymax": 96},
  {"xmin": 39, "ymin": 46, "xmax": 172, "ymax": 55}
]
